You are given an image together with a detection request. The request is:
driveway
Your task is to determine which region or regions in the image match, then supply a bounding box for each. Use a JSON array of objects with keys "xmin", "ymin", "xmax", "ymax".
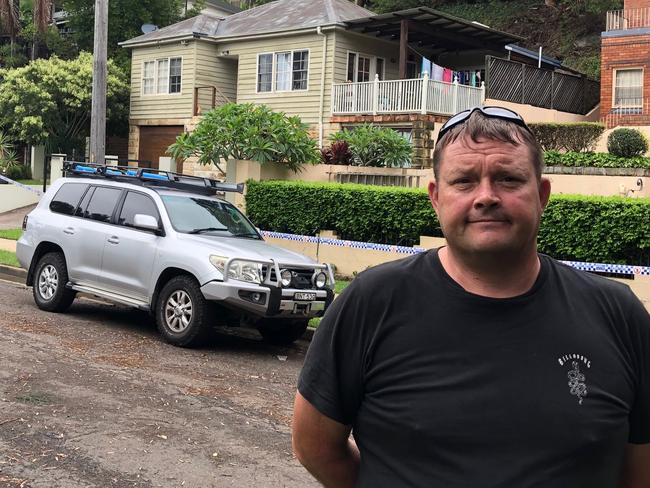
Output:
[{"xmin": 0, "ymin": 277, "xmax": 317, "ymax": 487}]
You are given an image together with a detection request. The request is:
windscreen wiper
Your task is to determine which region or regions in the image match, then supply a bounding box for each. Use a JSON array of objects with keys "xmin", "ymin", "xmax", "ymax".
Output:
[
  {"xmin": 230, "ymin": 232, "xmax": 261, "ymax": 239},
  {"xmin": 188, "ymin": 227, "xmax": 228, "ymax": 234}
]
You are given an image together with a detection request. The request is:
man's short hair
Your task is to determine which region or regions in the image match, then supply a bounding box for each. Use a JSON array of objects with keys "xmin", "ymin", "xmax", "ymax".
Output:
[{"xmin": 432, "ymin": 111, "xmax": 545, "ymax": 180}]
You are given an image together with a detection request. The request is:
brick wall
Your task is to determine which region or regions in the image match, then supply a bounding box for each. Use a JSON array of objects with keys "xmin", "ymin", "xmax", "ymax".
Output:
[
  {"xmin": 625, "ymin": 0, "xmax": 650, "ymax": 11},
  {"xmin": 600, "ymin": 33, "xmax": 650, "ymax": 128}
]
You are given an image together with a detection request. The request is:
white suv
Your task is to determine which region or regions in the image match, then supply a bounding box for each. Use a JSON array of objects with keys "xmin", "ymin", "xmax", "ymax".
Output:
[{"xmin": 17, "ymin": 163, "xmax": 334, "ymax": 347}]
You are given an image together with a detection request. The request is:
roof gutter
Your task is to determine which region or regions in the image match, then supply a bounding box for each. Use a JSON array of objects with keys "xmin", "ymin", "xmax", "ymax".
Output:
[{"xmin": 120, "ymin": 24, "xmax": 340, "ymax": 49}]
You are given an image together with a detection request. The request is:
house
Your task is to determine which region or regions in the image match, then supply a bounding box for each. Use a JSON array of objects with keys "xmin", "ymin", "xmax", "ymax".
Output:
[
  {"xmin": 120, "ymin": 0, "xmax": 599, "ymax": 171},
  {"xmin": 601, "ymin": 0, "xmax": 650, "ymax": 130}
]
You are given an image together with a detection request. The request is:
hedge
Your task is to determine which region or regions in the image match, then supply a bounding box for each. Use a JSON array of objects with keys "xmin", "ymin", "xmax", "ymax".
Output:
[
  {"xmin": 529, "ymin": 123, "xmax": 604, "ymax": 152},
  {"xmin": 544, "ymin": 151, "xmax": 650, "ymax": 169},
  {"xmin": 246, "ymin": 180, "xmax": 650, "ymax": 265}
]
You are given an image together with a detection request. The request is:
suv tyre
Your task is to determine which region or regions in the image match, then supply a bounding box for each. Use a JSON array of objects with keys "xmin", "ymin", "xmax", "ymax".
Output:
[
  {"xmin": 156, "ymin": 275, "xmax": 210, "ymax": 347},
  {"xmin": 33, "ymin": 252, "xmax": 76, "ymax": 312},
  {"xmin": 258, "ymin": 319, "xmax": 309, "ymax": 345}
]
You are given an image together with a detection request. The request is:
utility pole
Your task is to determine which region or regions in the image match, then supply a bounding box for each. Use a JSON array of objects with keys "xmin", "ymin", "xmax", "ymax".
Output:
[{"xmin": 89, "ymin": 0, "xmax": 108, "ymax": 164}]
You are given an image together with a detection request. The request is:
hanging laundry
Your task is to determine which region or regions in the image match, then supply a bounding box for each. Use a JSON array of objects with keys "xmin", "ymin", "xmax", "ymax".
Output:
[
  {"xmin": 443, "ymin": 68, "xmax": 453, "ymax": 82},
  {"xmin": 432, "ymin": 63, "xmax": 444, "ymax": 81}
]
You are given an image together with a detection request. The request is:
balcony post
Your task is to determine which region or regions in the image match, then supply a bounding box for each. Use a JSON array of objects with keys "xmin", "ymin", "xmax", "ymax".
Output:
[
  {"xmin": 480, "ymin": 81, "xmax": 486, "ymax": 104},
  {"xmin": 452, "ymin": 76, "xmax": 459, "ymax": 113},
  {"xmin": 373, "ymin": 74, "xmax": 380, "ymax": 115},
  {"xmin": 421, "ymin": 71, "xmax": 429, "ymax": 115}
]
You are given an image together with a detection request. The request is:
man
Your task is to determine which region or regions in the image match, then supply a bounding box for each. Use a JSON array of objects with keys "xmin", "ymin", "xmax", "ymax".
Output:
[{"xmin": 292, "ymin": 106, "xmax": 650, "ymax": 487}]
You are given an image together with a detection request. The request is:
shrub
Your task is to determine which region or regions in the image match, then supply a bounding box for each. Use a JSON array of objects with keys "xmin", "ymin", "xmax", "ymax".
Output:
[
  {"xmin": 529, "ymin": 123, "xmax": 604, "ymax": 152},
  {"xmin": 607, "ymin": 128, "xmax": 649, "ymax": 158},
  {"xmin": 544, "ymin": 151, "xmax": 650, "ymax": 169},
  {"xmin": 330, "ymin": 125, "xmax": 411, "ymax": 167},
  {"xmin": 168, "ymin": 103, "xmax": 320, "ymax": 174},
  {"xmin": 246, "ymin": 180, "xmax": 650, "ymax": 265},
  {"xmin": 321, "ymin": 140, "xmax": 352, "ymax": 165}
]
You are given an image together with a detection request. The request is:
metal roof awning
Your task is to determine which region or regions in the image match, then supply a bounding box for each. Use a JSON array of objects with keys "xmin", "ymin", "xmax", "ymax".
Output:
[{"xmin": 345, "ymin": 7, "xmax": 524, "ymax": 59}]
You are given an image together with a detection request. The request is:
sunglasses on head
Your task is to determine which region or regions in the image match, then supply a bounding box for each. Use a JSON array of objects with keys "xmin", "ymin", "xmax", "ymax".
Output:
[{"xmin": 436, "ymin": 106, "xmax": 533, "ymax": 144}]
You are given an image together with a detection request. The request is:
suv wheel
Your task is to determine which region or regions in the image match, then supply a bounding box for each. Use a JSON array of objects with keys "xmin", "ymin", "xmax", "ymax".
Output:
[
  {"xmin": 33, "ymin": 252, "xmax": 76, "ymax": 312},
  {"xmin": 258, "ymin": 319, "xmax": 308, "ymax": 346},
  {"xmin": 156, "ymin": 276, "xmax": 210, "ymax": 347}
]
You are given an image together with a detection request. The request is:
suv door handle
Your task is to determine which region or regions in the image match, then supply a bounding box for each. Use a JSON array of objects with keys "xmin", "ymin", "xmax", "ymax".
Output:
[
  {"xmin": 107, "ymin": 236, "xmax": 119, "ymax": 244},
  {"xmin": 63, "ymin": 227, "xmax": 75, "ymax": 235}
]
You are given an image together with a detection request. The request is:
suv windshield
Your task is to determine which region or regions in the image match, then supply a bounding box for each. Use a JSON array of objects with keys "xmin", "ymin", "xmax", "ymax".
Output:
[{"xmin": 161, "ymin": 195, "xmax": 261, "ymax": 239}]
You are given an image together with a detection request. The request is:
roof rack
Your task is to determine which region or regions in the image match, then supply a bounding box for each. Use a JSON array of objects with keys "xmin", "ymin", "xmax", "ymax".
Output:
[{"xmin": 62, "ymin": 161, "xmax": 244, "ymax": 196}]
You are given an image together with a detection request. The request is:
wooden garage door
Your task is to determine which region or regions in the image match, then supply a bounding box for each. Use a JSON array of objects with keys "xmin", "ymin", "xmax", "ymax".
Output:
[{"xmin": 138, "ymin": 126, "xmax": 184, "ymax": 171}]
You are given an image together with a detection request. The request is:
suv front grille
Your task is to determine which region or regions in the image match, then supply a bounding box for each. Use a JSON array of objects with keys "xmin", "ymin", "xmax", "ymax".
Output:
[{"xmin": 261, "ymin": 266, "xmax": 315, "ymax": 289}]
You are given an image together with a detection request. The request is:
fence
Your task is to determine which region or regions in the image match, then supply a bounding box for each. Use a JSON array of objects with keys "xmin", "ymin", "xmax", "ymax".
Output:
[
  {"xmin": 485, "ymin": 56, "xmax": 599, "ymax": 115},
  {"xmin": 331, "ymin": 74, "xmax": 485, "ymax": 116},
  {"xmin": 606, "ymin": 7, "xmax": 650, "ymax": 30}
]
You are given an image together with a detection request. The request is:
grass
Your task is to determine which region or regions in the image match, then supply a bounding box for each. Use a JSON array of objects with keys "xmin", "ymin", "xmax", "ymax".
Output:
[
  {"xmin": 0, "ymin": 250, "xmax": 19, "ymax": 267},
  {"xmin": 0, "ymin": 228, "xmax": 21, "ymax": 240},
  {"xmin": 16, "ymin": 179, "xmax": 43, "ymax": 185}
]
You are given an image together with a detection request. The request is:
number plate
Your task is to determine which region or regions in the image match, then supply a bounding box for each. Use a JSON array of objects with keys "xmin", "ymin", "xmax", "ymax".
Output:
[{"xmin": 294, "ymin": 292, "xmax": 316, "ymax": 301}]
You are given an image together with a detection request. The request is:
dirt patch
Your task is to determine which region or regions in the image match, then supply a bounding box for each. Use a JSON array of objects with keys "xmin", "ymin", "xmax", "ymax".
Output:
[{"xmin": 0, "ymin": 279, "xmax": 316, "ymax": 487}]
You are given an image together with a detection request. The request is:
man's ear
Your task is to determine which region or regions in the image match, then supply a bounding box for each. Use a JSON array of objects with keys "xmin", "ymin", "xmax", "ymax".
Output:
[
  {"xmin": 539, "ymin": 177, "xmax": 551, "ymax": 209},
  {"xmin": 428, "ymin": 180, "xmax": 439, "ymax": 214}
]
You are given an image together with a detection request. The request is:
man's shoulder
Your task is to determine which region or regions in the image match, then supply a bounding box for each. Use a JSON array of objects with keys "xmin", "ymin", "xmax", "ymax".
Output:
[{"xmin": 542, "ymin": 254, "xmax": 636, "ymax": 301}]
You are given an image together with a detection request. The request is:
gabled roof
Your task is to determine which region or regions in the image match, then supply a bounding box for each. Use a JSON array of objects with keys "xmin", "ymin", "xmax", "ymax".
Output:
[{"xmin": 121, "ymin": 0, "xmax": 374, "ymax": 47}]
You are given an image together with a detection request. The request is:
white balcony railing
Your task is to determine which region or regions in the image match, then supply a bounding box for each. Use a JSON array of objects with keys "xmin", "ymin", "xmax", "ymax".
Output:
[
  {"xmin": 331, "ymin": 74, "xmax": 485, "ymax": 116},
  {"xmin": 606, "ymin": 8, "xmax": 650, "ymax": 31}
]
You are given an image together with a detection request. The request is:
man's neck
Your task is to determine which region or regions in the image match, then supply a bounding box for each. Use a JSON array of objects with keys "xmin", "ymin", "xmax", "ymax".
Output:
[{"xmin": 438, "ymin": 246, "xmax": 541, "ymax": 299}]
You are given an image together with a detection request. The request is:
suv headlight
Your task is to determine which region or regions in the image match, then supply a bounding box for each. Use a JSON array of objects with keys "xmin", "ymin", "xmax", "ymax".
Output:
[
  {"xmin": 210, "ymin": 255, "xmax": 262, "ymax": 284},
  {"xmin": 313, "ymin": 271, "xmax": 328, "ymax": 289}
]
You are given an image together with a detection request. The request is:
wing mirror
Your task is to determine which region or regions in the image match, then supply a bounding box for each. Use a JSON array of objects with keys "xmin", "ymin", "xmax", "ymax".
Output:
[{"xmin": 133, "ymin": 214, "xmax": 161, "ymax": 234}]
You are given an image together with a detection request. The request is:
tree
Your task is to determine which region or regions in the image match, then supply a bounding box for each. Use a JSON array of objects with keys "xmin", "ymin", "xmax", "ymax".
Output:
[
  {"xmin": 0, "ymin": 52, "xmax": 129, "ymax": 153},
  {"xmin": 63, "ymin": 0, "xmax": 184, "ymax": 68},
  {"xmin": 168, "ymin": 103, "xmax": 320, "ymax": 173}
]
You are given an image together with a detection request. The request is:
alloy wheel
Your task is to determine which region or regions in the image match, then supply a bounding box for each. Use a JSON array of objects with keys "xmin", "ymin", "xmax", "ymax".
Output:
[
  {"xmin": 164, "ymin": 290, "xmax": 193, "ymax": 333},
  {"xmin": 38, "ymin": 264, "xmax": 59, "ymax": 300}
]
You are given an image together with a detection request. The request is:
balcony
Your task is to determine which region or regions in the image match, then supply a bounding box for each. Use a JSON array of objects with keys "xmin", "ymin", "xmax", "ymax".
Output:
[
  {"xmin": 331, "ymin": 75, "xmax": 485, "ymax": 117},
  {"xmin": 606, "ymin": 8, "xmax": 650, "ymax": 31}
]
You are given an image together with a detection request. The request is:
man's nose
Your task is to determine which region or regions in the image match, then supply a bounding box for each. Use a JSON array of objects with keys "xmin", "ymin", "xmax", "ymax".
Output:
[{"xmin": 473, "ymin": 179, "xmax": 500, "ymax": 208}]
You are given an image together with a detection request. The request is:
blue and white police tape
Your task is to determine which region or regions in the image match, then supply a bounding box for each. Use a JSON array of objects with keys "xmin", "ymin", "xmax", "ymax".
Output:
[
  {"xmin": 0, "ymin": 174, "xmax": 43, "ymax": 197},
  {"xmin": 260, "ymin": 230, "xmax": 650, "ymax": 277}
]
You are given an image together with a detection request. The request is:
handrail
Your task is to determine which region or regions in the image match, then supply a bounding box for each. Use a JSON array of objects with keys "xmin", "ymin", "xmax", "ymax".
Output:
[{"xmin": 193, "ymin": 84, "xmax": 232, "ymax": 116}]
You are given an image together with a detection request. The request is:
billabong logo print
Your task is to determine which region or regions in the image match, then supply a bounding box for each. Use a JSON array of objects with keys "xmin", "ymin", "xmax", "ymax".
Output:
[{"xmin": 558, "ymin": 353, "xmax": 590, "ymax": 405}]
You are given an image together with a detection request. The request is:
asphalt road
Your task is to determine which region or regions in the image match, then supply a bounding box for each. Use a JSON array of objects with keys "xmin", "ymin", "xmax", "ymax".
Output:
[{"xmin": 0, "ymin": 276, "xmax": 318, "ymax": 488}]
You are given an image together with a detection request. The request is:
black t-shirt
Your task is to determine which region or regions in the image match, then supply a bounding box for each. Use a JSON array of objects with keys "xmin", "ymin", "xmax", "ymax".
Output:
[{"xmin": 298, "ymin": 250, "xmax": 650, "ymax": 488}]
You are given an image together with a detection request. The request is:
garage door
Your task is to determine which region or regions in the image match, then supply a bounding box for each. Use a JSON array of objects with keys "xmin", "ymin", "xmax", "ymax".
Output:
[{"xmin": 138, "ymin": 126, "xmax": 184, "ymax": 171}]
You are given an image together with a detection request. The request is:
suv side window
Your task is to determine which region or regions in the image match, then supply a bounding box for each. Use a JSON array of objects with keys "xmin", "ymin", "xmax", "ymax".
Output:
[
  {"xmin": 83, "ymin": 187, "xmax": 122, "ymax": 223},
  {"xmin": 49, "ymin": 183, "xmax": 89, "ymax": 216},
  {"xmin": 118, "ymin": 191, "xmax": 160, "ymax": 228}
]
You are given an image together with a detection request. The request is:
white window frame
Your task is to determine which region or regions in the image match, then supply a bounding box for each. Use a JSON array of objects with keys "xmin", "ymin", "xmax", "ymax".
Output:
[
  {"xmin": 613, "ymin": 67, "xmax": 643, "ymax": 110},
  {"xmin": 255, "ymin": 49, "xmax": 310, "ymax": 94},
  {"xmin": 140, "ymin": 56, "xmax": 183, "ymax": 96},
  {"xmin": 346, "ymin": 51, "xmax": 386, "ymax": 83}
]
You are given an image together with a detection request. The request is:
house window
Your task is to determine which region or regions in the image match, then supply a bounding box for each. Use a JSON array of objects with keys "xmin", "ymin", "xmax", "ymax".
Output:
[
  {"xmin": 258, "ymin": 53, "xmax": 273, "ymax": 92},
  {"xmin": 347, "ymin": 52, "xmax": 385, "ymax": 82},
  {"xmin": 257, "ymin": 50, "xmax": 310, "ymax": 93},
  {"xmin": 614, "ymin": 68, "xmax": 643, "ymax": 113},
  {"xmin": 142, "ymin": 57, "xmax": 182, "ymax": 95}
]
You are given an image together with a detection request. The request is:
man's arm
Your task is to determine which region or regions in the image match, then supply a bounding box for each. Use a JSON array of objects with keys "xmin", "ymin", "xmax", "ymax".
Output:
[
  {"xmin": 292, "ymin": 391, "xmax": 360, "ymax": 488},
  {"xmin": 619, "ymin": 444, "xmax": 650, "ymax": 488}
]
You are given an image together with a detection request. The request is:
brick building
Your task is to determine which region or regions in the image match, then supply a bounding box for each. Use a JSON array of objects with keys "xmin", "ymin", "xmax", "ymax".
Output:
[{"xmin": 602, "ymin": 0, "xmax": 650, "ymax": 127}]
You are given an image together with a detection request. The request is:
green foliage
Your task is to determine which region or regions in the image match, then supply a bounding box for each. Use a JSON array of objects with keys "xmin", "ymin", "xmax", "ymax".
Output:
[
  {"xmin": 330, "ymin": 125, "xmax": 412, "ymax": 167},
  {"xmin": 63, "ymin": 0, "xmax": 184, "ymax": 65},
  {"xmin": 544, "ymin": 151, "xmax": 650, "ymax": 169},
  {"xmin": 529, "ymin": 123, "xmax": 605, "ymax": 152},
  {"xmin": 168, "ymin": 103, "xmax": 319, "ymax": 173},
  {"xmin": 246, "ymin": 180, "xmax": 440, "ymax": 246},
  {"xmin": 246, "ymin": 180, "xmax": 650, "ymax": 265},
  {"xmin": 607, "ymin": 128, "xmax": 649, "ymax": 158},
  {"xmin": 0, "ymin": 53, "xmax": 130, "ymax": 153},
  {"xmin": 0, "ymin": 131, "xmax": 21, "ymax": 176}
]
